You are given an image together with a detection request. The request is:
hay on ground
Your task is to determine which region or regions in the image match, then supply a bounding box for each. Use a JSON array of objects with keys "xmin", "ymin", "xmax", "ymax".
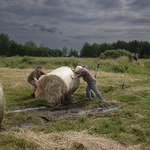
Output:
[
  {"xmin": 14, "ymin": 129, "xmax": 140, "ymax": 150},
  {"xmin": 36, "ymin": 67, "xmax": 80, "ymax": 106},
  {"xmin": 0, "ymin": 82, "xmax": 4, "ymax": 125}
]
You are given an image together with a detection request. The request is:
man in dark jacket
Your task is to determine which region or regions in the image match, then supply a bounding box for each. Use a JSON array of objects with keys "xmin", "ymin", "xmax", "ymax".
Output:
[
  {"xmin": 27, "ymin": 66, "xmax": 45, "ymax": 98},
  {"xmin": 74, "ymin": 63, "xmax": 94, "ymax": 98},
  {"xmin": 71, "ymin": 66, "xmax": 103, "ymax": 103}
]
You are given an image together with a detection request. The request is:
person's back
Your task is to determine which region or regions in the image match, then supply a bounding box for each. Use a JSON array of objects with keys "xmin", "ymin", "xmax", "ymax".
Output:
[
  {"xmin": 78, "ymin": 68, "xmax": 94, "ymax": 84},
  {"xmin": 27, "ymin": 66, "xmax": 45, "ymax": 98},
  {"xmin": 28, "ymin": 69, "xmax": 44, "ymax": 82},
  {"xmin": 72, "ymin": 66, "xmax": 103, "ymax": 102}
]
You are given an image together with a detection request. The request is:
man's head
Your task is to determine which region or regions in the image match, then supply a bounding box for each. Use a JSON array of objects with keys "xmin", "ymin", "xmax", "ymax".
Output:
[
  {"xmin": 77, "ymin": 63, "xmax": 84, "ymax": 67},
  {"xmin": 36, "ymin": 66, "xmax": 42, "ymax": 72},
  {"xmin": 75, "ymin": 66, "xmax": 83, "ymax": 72}
]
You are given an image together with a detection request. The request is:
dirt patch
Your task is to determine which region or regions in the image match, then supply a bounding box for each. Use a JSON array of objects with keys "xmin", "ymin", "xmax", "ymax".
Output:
[{"xmin": 14, "ymin": 129, "xmax": 140, "ymax": 150}]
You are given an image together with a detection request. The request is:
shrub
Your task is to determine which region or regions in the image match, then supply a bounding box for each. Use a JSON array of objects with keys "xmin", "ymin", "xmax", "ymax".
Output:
[
  {"xmin": 99, "ymin": 53, "xmax": 106, "ymax": 59},
  {"xmin": 111, "ymin": 63, "xmax": 128, "ymax": 73},
  {"xmin": 21, "ymin": 56, "xmax": 34, "ymax": 65},
  {"xmin": 102, "ymin": 49, "xmax": 131, "ymax": 59},
  {"xmin": 22, "ymin": 56, "xmax": 32, "ymax": 63}
]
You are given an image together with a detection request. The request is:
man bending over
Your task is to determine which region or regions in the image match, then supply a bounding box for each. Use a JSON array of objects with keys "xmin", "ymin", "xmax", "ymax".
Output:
[
  {"xmin": 71, "ymin": 66, "xmax": 103, "ymax": 103},
  {"xmin": 27, "ymin": 66, "xmax": 45, "ymax": 98}
]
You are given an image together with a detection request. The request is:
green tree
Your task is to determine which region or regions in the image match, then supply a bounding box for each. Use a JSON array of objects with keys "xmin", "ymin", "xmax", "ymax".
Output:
[
  {"xmin": 38, "ymin": 46, "xmax": 49, "ymax": 57},
  {"xmin": 140, "ymin": 41, "xmax": 150, "ymax": 58},
  {"xmin": 0, "ymin": 33, "xmax": 10, "ymax": 56},
  {"xmin": 91, "ymin": 43, "xmax": 101, "ymax": 57},
  {"xmin": 62, "ymin": 46, "xmax": 68, "ymax": 57},
  {"xmin": 80, "ymin": 42, "xmax": 91, "ymax": 57},
  {"xmin": 68, "ymin": 48, "xmax": 78, "ymax": 57},
  {"xmin": 113, "ymin": 41, "xmax": 128, "ymax": 50},
  {"xmin": 8, "ymin": 40, "xmax": 19, "ymax": 56}
]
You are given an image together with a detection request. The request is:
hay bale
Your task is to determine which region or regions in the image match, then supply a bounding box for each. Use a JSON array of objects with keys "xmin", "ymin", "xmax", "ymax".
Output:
[
  {"xmin": 0, "ymin": 83, "xmax": 4, "ymax": 125},
  {"xmin": 36, "ymin": 67, "xmax": 80, "ymax": 106}
]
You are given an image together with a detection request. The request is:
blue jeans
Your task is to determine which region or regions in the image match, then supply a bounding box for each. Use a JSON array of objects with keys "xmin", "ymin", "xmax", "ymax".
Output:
[{"xmin": 86, "ymin": 80, "xmax": 103, "ymax": 102}]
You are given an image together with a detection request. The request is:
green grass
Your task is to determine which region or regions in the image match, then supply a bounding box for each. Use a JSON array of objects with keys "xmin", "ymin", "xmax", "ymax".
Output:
[
  {"xmin": 0, "ymin": 57, "xmax": 150, "ymax": 149},
  {"xmin": 0, "ymin": 56, "xmax": 149, "ymax": 74},
  {"xmin": 5, "ymin": 87, "xmax": 46, "ymax": 109},
  {"xmin": 0, "ymin": 132, "xmax": 38, "ymax": 150}
]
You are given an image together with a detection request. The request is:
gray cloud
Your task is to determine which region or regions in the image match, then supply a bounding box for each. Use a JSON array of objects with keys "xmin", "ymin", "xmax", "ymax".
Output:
[
  {"xmin": 129, "ymin": 17, "xmax": 150, "ymax": 25},
  {"xmin": 62, "ymin": 39, "xmax": 69, "ymax": 42},
  {"xmin": 88, "ymin": 0, "xmax": 122, "ymax": 10},
  {"xmin": 40, "ymin": 27, "xmax": 58, "ymax": 33},
  {"xmin": 44, "ymin": 0, "xmax": 63, "ymax": 6},
  {"xmin": 30, "ymin": 24, "xmax": 59, "ymax": 33},
  {"xmin": 69, "ymin": 34, "xmax": 108, "ymax": 40},
  {"xmin": 0, "ymin": 0, "xmax": 149, "ymax": 50},
  {"xmin": 129, "ymin": 0, "xmax": 150, "ymax": 10}
]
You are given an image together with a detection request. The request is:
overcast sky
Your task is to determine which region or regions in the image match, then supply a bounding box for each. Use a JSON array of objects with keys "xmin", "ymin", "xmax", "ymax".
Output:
[{"xmin": 0, "ymin": 0, "xmax": 150, "ymax": 50}]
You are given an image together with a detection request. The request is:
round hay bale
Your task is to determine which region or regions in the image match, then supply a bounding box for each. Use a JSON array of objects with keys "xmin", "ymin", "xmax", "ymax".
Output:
[
  {"xmin": 36, "ymin": 67, "xmax": 80, "ymax": 106},
  {"xmin": 0, "ymin": 83, "xmax": 4, "ymax": 125}
]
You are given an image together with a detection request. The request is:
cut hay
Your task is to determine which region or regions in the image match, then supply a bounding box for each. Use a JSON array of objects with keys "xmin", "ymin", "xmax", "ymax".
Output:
[
  {"xmin": 0, "ymin": 82, "xmax": 4, "ymax": 125},
  {"xmin": 14, "ymin": 129, "xmax": 140, "ymax": 150},
  {"xmin": 36, "ymin": 67, "xmax": 80, "ymax": 106}
]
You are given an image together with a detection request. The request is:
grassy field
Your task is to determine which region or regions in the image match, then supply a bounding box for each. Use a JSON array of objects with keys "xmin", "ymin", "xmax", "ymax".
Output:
[{"xmin": 0, "ymin": 56, "xmax": 150, "ymax": 150}]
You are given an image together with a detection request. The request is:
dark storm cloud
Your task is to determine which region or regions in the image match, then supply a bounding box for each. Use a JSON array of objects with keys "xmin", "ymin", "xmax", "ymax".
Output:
[
  {"xmin": 44, "ymin": 0, "xmax": 63, "ymax": 6},
  {"xmin": 30, "ymin": 24, "xmax": 59, "ymax": 34},
  {"xmin": 0, "ymin": 0, "xmax": 69, "ymax": 21},
  {"xmin": 69, "ymin": 34, "xmax": 108, "ymax": 40},
  {"xmin": 102, "ymin": 28, "xmax": 123, "ymax": 33},
  {"xmin": 62, "ymin": 39, "xmax": 69, "ymax": 42},
  {"xmin": 30, "ymin": 24, "xmax": 45, "ymax": 28},
  {"xmin": 129, "ymin": 17, "xmax": 150, "ymax": 25},
  {"xmin": 40, "ymin": 27, "xmax": 58, "ymax": 33},
  {"xmin": 129, "ymin": 0, "xmax": 150, "ymax": 10},
  {"xmin": 66, "ymin": 17, "xmax": 101, "ymax": 24},
  {"xmin": 88, "ymin": 0, "xmax": 122, "ymax": 9},
  {"xmin": 0, "ymin": 0, "xmax": 150, "ymax": 49}
]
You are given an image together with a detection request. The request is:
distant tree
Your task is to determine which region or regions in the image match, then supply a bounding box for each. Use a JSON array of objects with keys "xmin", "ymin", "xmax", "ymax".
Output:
[
  {"xmin": 38, "ymin": 46, "xmax": 49, "ymax": 57},
  {"xmin": 0, "ymin": 33, "xmax": 10, "ymax": 56},
  {"xmin": 62, "ymin": 46, "xmax": 68, "ymax": 57},
  {"xmin": 140, "ymin": 41, "xmax": 150, "ymax": 58},
  {"xmin": 99, "ymin": 43, "xmax": 112, "ymax": 53},
  {"xmin": 112, "ymin": 41, "xmax": 128, "ymax": 50},
  {"xmin": 68, "ymin": 48, "xmax": 78, "ymax": 57},
  {"xmin": 91, "ymin": 43, "xmax": 100, "ymax": 57},
  {"xmin": 128, "ymin": 40, "xmax": 137, "ymax": 53},
  {"xmin": 80, "ymin": 42, "xmax": 91, "ymax": 57},
  {"xmin": 24, "ymin": 41, "xmax": 38, "ymax": 56},
  {"xmin": 0, "ymin": 32, "xmax": 150, "ymax": 58},
  {"xmin": 25, "ymin": 41, "xmax": 37, "ymax": 48},
  {"xmin": 48, "ymin": 49, "xmax": 55, "ymax": 57},
  {"xmin": 55, "ymin": 49, "xmax": 63, "ymax": 57},
  {"xmin": 8, "ymin": 40, "xmax": 19, "ymax": 56}
]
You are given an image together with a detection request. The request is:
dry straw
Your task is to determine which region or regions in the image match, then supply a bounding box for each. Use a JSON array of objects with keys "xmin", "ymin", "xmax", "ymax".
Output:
[
  {"xmin": 14, "ymin": 129, "xmax": 140, "ymax": 150},
  {"xmin": 0, "ymin": 82, "xmax": 4, "ymax": 125},
  {"xmin": 36, "ymin": 67, "xmax": 80, "ymax": 106}
]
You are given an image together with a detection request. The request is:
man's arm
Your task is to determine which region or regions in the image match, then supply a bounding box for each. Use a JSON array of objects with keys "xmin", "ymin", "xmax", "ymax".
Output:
[
  {"xmin": 71, "ymin": 70, "xmax": 83, "ymax": 79},
  {"xmin": 41, "ymin": 71, "xmax": 46, "ymax": 75}
]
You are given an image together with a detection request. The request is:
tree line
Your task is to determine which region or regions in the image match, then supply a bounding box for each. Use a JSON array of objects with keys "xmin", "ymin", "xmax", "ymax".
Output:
[
  {"xmin": 0, "ymin": 33, "xmax": 150, "ymax": 58},
  {"xmin": 80, "ymin": 41, "xmax": 150, "ymax": 58},
  {"xmin": 0, "ymin": 33, "xmax": 78, "ymax": 57}
]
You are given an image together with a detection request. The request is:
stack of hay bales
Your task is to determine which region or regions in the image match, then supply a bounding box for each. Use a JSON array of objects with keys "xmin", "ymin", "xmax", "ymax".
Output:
[
  {"xmin": 0, "ymin": 83, "xmax": 4, "ymax": 125},
  {"xmin": 36, "ymin": 67, "xmax": 80, "ymax": 106}
]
